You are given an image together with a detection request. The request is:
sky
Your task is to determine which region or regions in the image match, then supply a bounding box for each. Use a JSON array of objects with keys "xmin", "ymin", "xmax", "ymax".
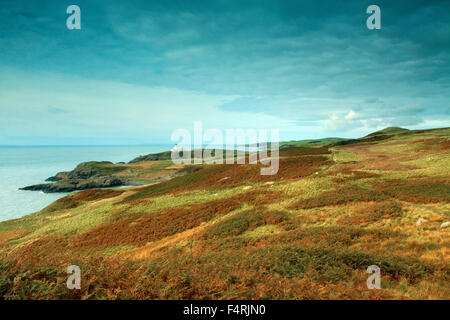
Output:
[{"xmin": 0, "ymin": 0, "xmax": 449, "ymax": 145}]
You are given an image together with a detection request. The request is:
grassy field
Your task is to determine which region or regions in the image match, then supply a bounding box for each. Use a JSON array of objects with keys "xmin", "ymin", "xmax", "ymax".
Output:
[{"xmin": 0, "ymin": 127, "xmax": 448, "ymax": 299}]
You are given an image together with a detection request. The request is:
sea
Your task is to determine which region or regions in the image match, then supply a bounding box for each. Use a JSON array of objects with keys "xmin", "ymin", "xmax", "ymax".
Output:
[{"xmin": 0, "ymin": 145, "xmax": 171, "ymax": 222}]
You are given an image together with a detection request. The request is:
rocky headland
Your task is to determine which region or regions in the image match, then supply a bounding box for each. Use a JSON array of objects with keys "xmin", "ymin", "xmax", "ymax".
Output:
[{"xmin": 20, "ymin": 161, "xmax": 126, "ymax": 193}]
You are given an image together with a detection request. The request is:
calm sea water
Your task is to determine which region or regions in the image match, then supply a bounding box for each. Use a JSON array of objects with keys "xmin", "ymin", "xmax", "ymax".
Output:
[{"xmin": 0, "ymin": 145, "xmax": 171, "ymax": 222}]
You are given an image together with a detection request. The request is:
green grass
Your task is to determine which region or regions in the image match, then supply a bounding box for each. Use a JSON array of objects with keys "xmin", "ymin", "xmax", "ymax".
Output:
[
  {"xmin": 203, "ymin": 209, "xmax": 290, "ymax": 239},
  {"xmin": 87, "ymin": 162, "xmax": 129, "ymax": 175},
  {"xmin": 242, "ymin": 246, "xmax": 440, "ymax": 283},
  {"xmin": 289, "ymin": 185, "xmax": 387, "ymax": 210},
  {"xmin": 331, "ymin": 148, "xmax": 361, "ymax": 162},
  {"xmin": 150, "ymin": 160, "xmax": 174, "ymax": 170},
  {"xmin": 241, "ymin": 224, "xmax": 281, "ymax": 238}
]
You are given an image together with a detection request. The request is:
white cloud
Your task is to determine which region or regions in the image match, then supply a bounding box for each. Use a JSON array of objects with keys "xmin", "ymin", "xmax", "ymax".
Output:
[
  {"xmin": 0, "ymin": 67, "xmax": 293, "ymax": 144},
  {"xmin": 344, "ymin": 110, "xmax": 360, "ymax": 120}
]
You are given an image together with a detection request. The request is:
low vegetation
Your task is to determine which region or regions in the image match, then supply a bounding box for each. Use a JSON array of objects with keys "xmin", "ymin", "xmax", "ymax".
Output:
[{"xmin": 0, "ymin": 127, "xmax": 449, "ymax": 300}]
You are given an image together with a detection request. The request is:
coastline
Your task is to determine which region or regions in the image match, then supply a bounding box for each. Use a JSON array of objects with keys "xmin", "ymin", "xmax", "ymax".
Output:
[{"xmin": 0, "ymin": 145, "xmax": 172, "ymax": 222}]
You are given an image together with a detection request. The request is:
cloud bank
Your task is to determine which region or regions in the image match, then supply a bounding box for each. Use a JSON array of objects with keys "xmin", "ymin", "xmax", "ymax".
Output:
[{"xmin": 0, "ymin": 0, "xmax": 448, "ymax": 144}]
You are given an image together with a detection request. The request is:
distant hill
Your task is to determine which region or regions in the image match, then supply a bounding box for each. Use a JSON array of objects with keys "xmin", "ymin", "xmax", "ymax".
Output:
[
  {"xmin": 365, "ymin": 126, "xmax": 410, "ymax": 137},
  {"xmin": 331, "ymin": 127, "xmax": 412, "ymax": 146},
  {"xmin": 129, "ymin": 138, "xmax": 350, "ymax": 163},
  {"xmin": 129, "ymin": 150, "xmax": 173, "ymax": 163},
  {"xmin": 279, "ymin": 137, "xmax": 348, "ymax": 149}
]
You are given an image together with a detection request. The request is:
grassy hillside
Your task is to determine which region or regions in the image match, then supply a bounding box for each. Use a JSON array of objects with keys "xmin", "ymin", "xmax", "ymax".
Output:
[
  {"xmin": 365, "ymin": 126, "xmax": 410, "ymax": 137},
  {"xmin": 279, "ymin": 137, "xmax": 348, "ymax": 148},
  {"xmin": 0, "ymin": 127, "xmax": 449, "ymax": 299}
]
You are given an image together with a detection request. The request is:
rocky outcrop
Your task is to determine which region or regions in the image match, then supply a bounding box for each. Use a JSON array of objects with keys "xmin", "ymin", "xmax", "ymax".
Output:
[{"xmin": 20, "ymin": 162, "xmax": 125, "ymax": 193}]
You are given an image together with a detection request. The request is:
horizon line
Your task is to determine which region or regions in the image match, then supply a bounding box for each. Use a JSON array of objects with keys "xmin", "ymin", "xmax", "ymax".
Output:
[{"xmin": 0, "ymin": 144, "xmax": 173, "ymax": 148}]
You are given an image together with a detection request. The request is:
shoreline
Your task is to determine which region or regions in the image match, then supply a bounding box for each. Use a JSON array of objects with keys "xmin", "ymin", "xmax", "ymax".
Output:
[{"xmin": 0, "ymin": 145, "xmax": 173, "ymax": 222}]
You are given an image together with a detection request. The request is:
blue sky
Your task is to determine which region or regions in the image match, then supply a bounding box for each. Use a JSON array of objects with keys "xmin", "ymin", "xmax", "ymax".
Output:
[{"xmin": 0, "ymin": 0, "xmax": 449, "ymax": 145}]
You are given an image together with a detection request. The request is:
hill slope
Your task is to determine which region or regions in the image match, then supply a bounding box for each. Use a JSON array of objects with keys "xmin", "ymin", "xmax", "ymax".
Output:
[
  {"xmin": 0, "ymin": 127, "xmax": 449, "ymax": 299},
  {"xmin": 365, "ymin": 126, "xmax": 410, "ymax": 137}
]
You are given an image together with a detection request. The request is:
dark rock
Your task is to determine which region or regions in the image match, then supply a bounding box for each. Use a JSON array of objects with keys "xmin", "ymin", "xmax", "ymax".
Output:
[
  {"xmin": 20, "ymin": 182, "xmax": 77, "ymax": 193},
  {"xmin": 20, "ymin": 161, "xmax": 125, "ymax": 193},
  {"xmin": 45, "ymin": 176, "xmax": 62, "ymax": 182},
  {"xmin": 45, "ymin": 171, "xmax": 68, "ymax": 182}
]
